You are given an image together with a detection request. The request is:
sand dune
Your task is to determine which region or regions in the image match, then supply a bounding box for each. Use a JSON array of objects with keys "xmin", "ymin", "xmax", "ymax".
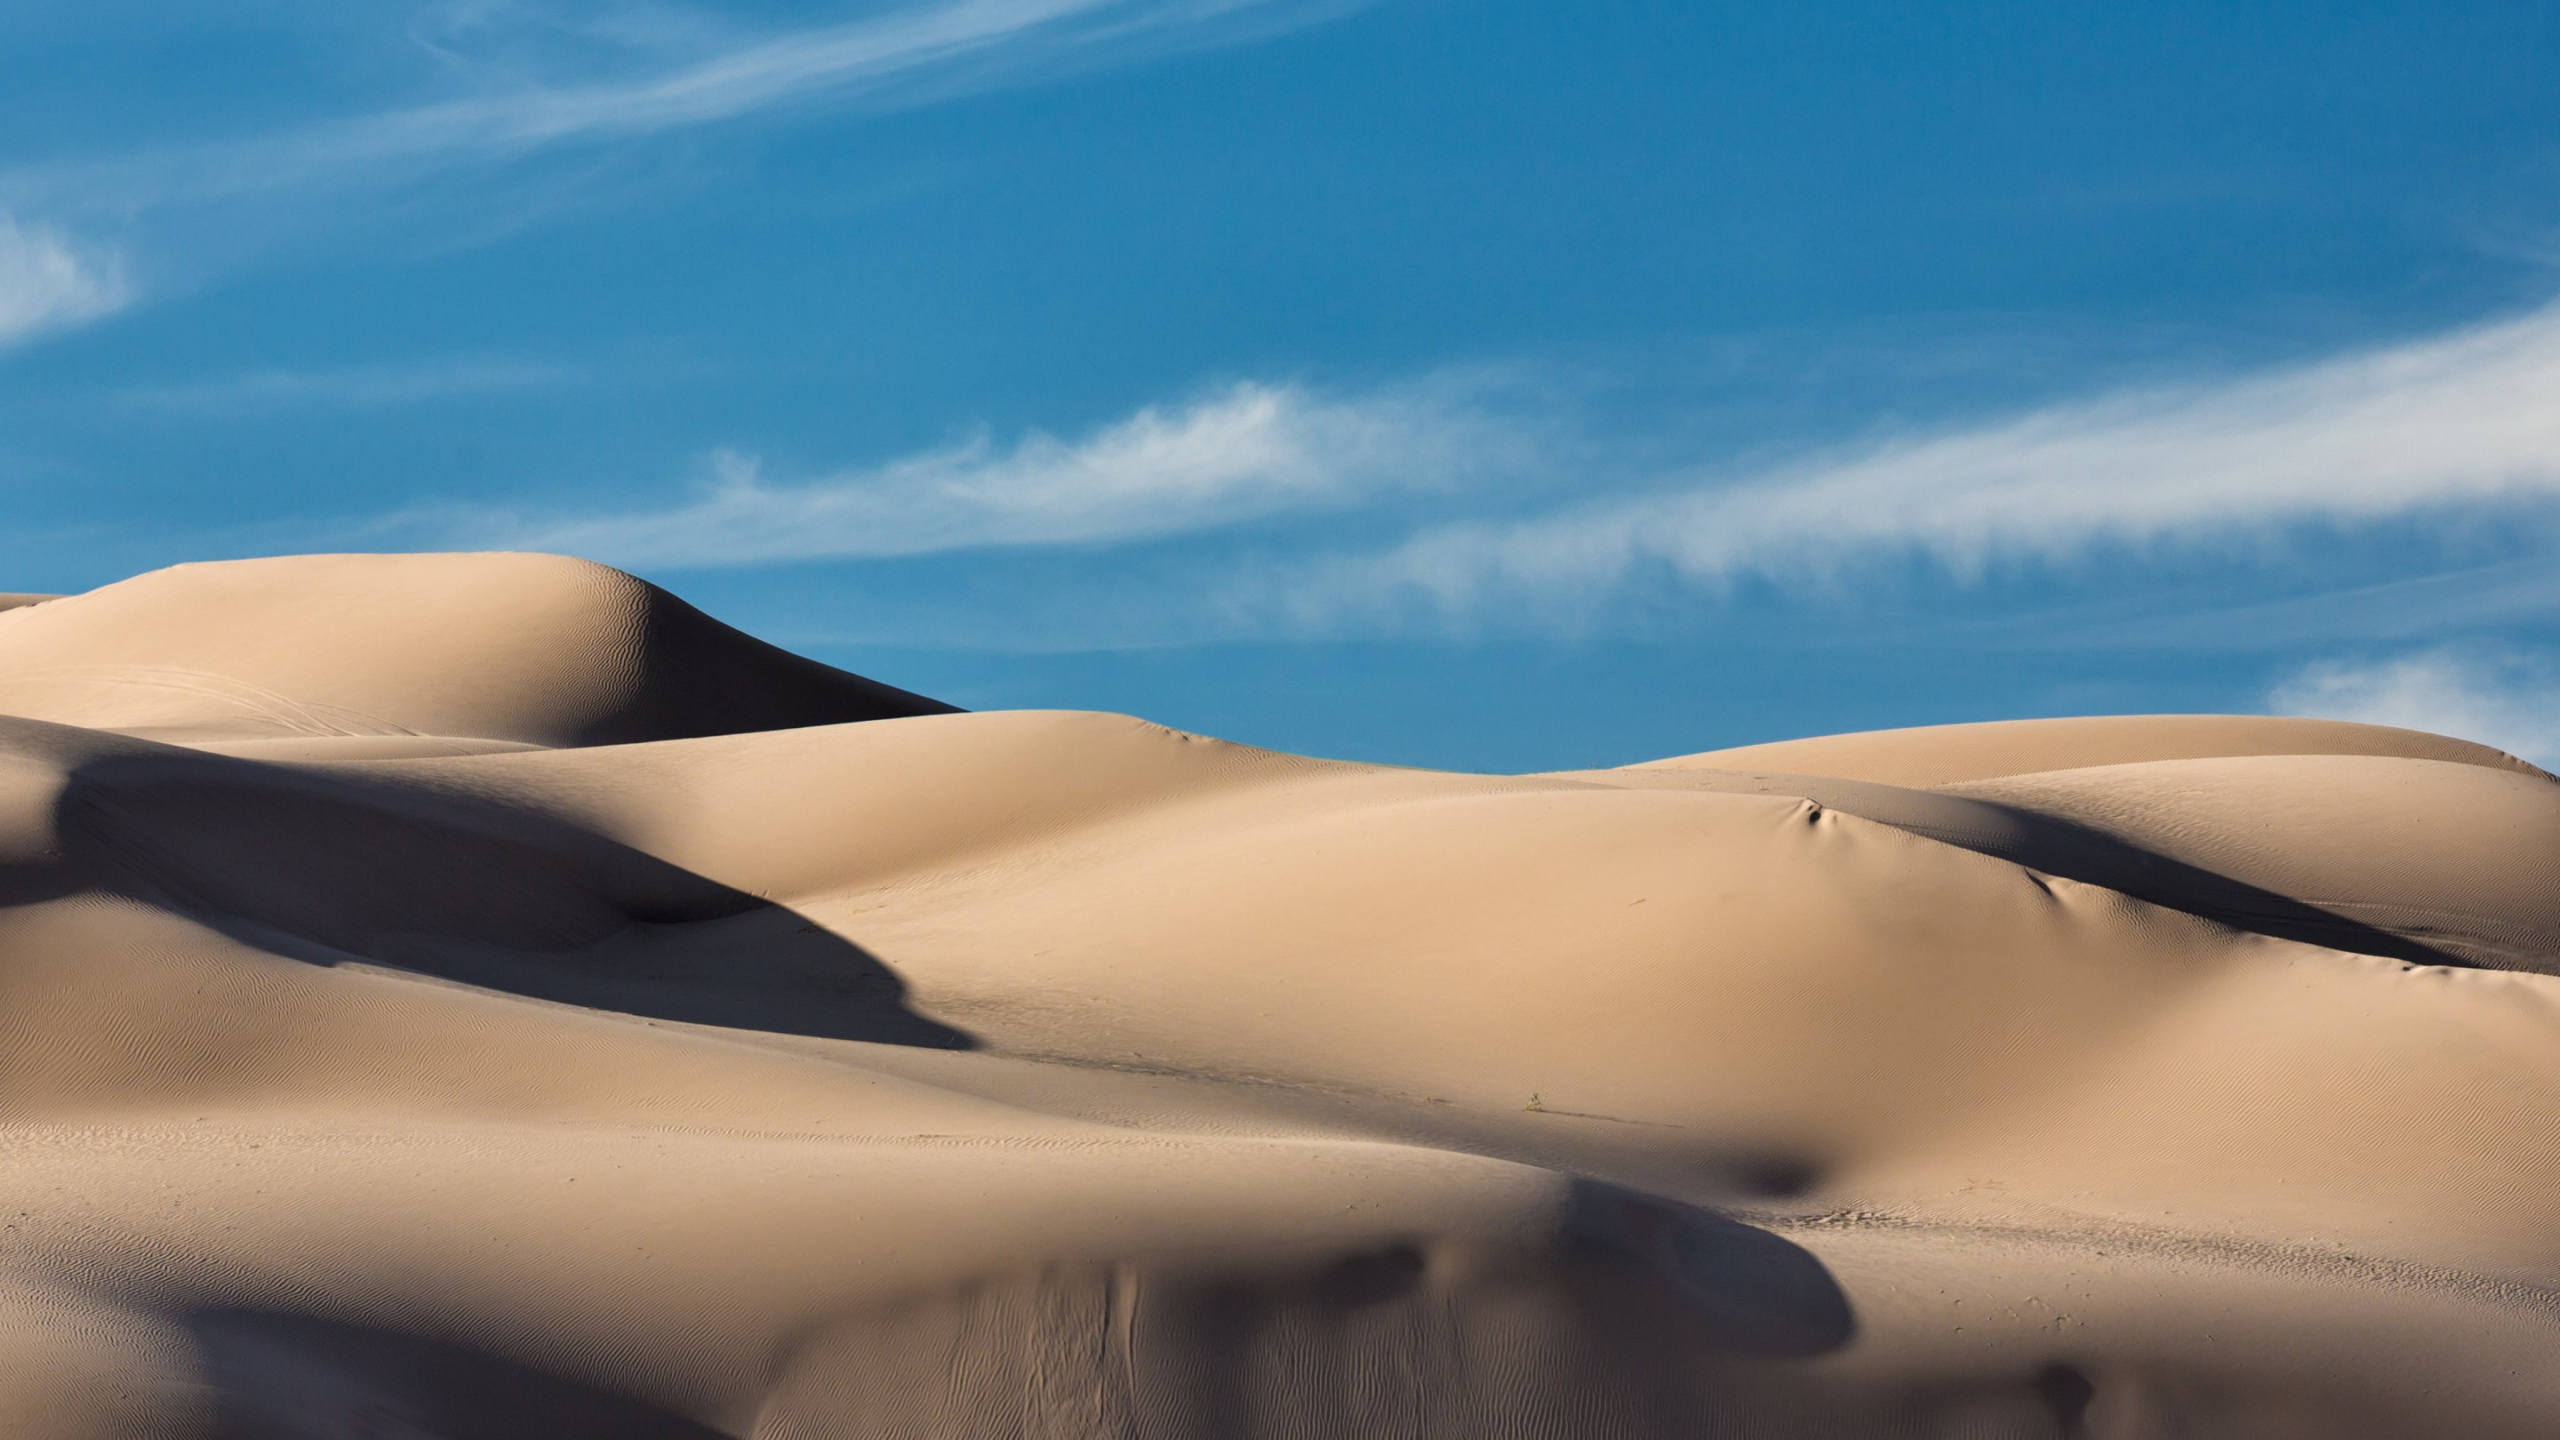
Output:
[
  {"xmin": 0, "ymin": 553, "xmax": 950, "ymax": 754},
  {"xmin": 1642, "ymin": 711, "xmax": 2548, "ymax": 785},
  {"xmin": 2, "ymin": 553, "xmax": 2558, "ymax": 1437}
]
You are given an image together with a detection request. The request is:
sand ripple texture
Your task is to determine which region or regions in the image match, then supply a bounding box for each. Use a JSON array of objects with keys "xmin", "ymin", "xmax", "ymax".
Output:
[{"xmin": 0, "ymin": 553, "xmax": 2556, "ymax": 1439}]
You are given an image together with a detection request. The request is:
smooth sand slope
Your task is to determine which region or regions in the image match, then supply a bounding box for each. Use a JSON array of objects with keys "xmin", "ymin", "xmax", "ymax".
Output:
[{"xmin": 1, "ymin": 553, "xmax": 2557, "ymax": 1438}]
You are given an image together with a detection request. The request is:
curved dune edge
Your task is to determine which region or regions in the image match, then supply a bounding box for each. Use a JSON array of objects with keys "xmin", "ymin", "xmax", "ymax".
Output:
[
  {"xmin": 0, "ymin": 552, "xmax": 953, "ymax": 749},
  {"xmin": 1632, "ymin": 712, "xmax": 2552, "ymax": 785},
  {"xmin": 0, "ymin": 555, "xmax": 2557, "ymax": 1437}
]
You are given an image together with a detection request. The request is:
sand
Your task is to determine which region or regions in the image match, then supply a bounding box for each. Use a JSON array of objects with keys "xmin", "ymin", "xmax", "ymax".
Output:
[{"xmin": 0, "ymin": 552, "xmax": 2555, "ymax": 1438}]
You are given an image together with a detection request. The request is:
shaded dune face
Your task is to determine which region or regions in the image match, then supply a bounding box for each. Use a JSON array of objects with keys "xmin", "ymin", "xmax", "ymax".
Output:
[
  {"xmin": 41, "ymin": 741, "xmax": 971, "ymax": 1050},
  {"xmin": 181, "ymin": 1186, "xmax": 1862, "ymax": 1440},
  {"xmin": 757, "ymin": 1190, "xmax": 1864, "ymax": 1440},
  {"xmin": 0, "ymin": 555, "xmax": 2557, "ymax": 1438},
  {"xmin": 191, "ymin": 1311, "xmax": 735, "ymax": 1440}
]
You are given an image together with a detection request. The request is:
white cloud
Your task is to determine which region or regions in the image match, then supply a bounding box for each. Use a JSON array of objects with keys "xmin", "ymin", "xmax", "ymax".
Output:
[
  {"xmin": 2270, "ymin": 650, "xmax": 2560, "ymax": 768},
  {"xmin": 480, "ymin": 379, "xmax": 1521, "ymax": 565},
  {"xmin": 350, "ymin": 296, "xmax": 2560, "ymax": 647},
  {"xmin": 1278, "ymin": 300, "xmax": 2560, "ymax": 624},
  {"xmin": 211, "ymin": 0, "xmax": 1109, "ymax": 192},
  {"xmin": 0, "ymin": 0, "xmax": 1347, "ymax": 337},
  {"xmin": 0, "ymin": 211, "xmax": 128, "ymax": 347},
  {"xmin": 24, "ymin": 0, "xmax": 1340, "ymax": 212}
]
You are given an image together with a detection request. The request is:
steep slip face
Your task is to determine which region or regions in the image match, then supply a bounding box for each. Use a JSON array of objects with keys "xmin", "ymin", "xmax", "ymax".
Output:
[
  {"xmin": 2, "ymin": 560, "xmax": 2559, "ymax": 1436},
  {"xmin": 0, "ymin": 553, "xmax": 954, "ymax": 751}
]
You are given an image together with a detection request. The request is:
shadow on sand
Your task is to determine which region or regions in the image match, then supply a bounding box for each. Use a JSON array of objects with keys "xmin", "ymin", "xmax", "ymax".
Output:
[
  {"xmin": 189, "ymin": 1309, "xmax": 729, "ymax": 1440},
  {"xmin": 51, "ymin": 749, "xmax": 973, "ymax": 1049}
]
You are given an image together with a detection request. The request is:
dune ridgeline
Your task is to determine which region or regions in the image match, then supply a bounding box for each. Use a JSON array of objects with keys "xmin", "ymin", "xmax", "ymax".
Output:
[{"xmin": 0, "ymin": 551, "xmax": 2555, "ymax": 1438}]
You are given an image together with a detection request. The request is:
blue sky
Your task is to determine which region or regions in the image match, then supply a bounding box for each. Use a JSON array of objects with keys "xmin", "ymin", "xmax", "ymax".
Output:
[{"xmin": 6, "ymin": 0, "xmax": 2560, "ymax": 770}]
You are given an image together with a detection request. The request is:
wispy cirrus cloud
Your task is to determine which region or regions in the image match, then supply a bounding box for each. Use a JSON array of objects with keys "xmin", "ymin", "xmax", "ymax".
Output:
[
  {"xmin": 398, "ymin": 297, "xmax": 2560, "ymax": 628},
  {"xmin": 0, "ymin": 210, "xmax": 127, "ymax": 348},
  {"xmin": 52, "ymin": 0, "xmax": 1286, "ymax": 208},
  {"xmin": 1269, "ymin": 299, "xmax": 2560, "ymax": 627},
  {"xmin": 454, "ymin": 378, "xmax": 1530, "ymax": 564},
  {"xmin": 0, "ymin": 0, "xmax": 1357, "ymax": 339},
  {"xmin": 2271, "ymin": 648, "xmax": 2560, "ymax": 767}
]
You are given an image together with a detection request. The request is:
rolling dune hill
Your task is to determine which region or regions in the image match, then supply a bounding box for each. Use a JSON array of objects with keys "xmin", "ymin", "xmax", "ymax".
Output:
[{"xmin": 0, "ymin": 553, "xmax": 2555, "ymax": 1438}]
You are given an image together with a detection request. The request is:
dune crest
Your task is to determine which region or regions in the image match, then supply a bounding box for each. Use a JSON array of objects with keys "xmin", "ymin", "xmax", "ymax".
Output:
[
  {"xmin": 0, "ymin": 552, "xmax": 952, "ymax": 753},
  {"xmin": 2, "ymin": 553, "xmax": 2558, "ymax": 1437},
  {"xmin": 1638, "ymin": 711, "xmax": 2550, "ymax": 785}
]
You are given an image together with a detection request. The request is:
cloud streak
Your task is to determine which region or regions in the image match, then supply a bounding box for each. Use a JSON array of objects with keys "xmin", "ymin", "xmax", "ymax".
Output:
[
  {"xmin": 374, "ymin": 295, "xmax": 2560, "ymax": 646},
  {"xmin": 18, "ymin": 0, "xmax": 1336, "ymax": 213},
  {"xmin": 2270, "ymin": 649, "xmax": 2560, "ymax": 768},
  {"xmin": 1280, "ymin": 300, "xmax": 2560, "ymax": 625},
  {"xmin": 470, "ymin": 379, "xmax": 1524, "ymax": 565},
  {"xmin": 432, "ymin": 297, "xmax": 2560, "ymax": 595},
  {"xmin": 0, "ymin": 0, "xmax": 1346, "ymax": 343},
  {"xmin": 0, "ymin": 210, "xmax": 127, "ymax": 348}
]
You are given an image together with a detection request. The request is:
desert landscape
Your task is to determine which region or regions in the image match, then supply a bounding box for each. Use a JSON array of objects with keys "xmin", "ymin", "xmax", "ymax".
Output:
[{"xmin": 0, "ymin": 550, "xmax": 2554, "ymax": 1438}]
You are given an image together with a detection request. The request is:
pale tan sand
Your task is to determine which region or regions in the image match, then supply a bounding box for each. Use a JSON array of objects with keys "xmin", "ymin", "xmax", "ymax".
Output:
[
  {"xmin": 1641, "ymin": 712, "xmax": 2549, "ymax": 785},
  {"xmin": 0, "ymin": 553, "xmax": 950, "ymax": 747},
  {"xmin": 1, "ymin": 553, "xmax": 2557, "ymax": 1437}
]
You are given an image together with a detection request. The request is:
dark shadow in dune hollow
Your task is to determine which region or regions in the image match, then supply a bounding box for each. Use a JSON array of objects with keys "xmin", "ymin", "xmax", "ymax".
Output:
[
  {"xmin": 186, "ymin": 1201, "xmax": 1861, "ymax": 1438},
  {"xmin": 49, "ymin": 751, "xmax": 974, "ymax": 1049},
  {"xmin": 188, "ymin": 1310, "xmax": 727, "ymax": 1440},
  {"xmin": 1735, "ymin": 774, "xmax": 2515, "ymax": 971},
  {"xmin": 1888, "ymin": 799, "xmax": 2499, "ymax": 970}
]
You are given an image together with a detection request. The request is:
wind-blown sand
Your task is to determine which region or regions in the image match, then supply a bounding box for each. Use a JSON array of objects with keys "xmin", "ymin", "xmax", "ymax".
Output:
[{"xmin": 0, "ymin": 552, "xmax": 2555, "ymax": 1438}]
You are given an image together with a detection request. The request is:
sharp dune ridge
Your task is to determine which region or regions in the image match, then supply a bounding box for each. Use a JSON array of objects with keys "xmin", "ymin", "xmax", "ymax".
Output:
[{"xmin": 0, "ymin": 552, "xmax": 2555, "ymax": 1436}]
